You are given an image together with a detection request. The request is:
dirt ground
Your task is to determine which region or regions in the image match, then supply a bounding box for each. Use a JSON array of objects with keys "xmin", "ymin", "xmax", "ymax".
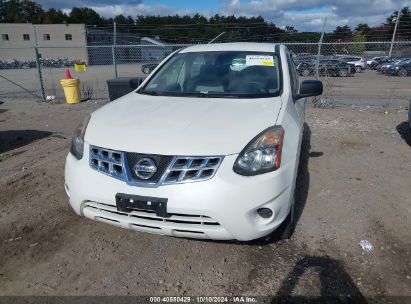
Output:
[{"xmin": 0, "ymin": 98, "xmax": 410, "ymax": 301}]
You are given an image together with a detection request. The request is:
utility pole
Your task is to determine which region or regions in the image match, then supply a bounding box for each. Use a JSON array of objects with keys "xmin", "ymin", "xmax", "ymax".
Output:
[
  {"xmin": 112, "ymin": 21, "xmax": 118, "ymax": 77},
  {"xmin": 389, "ymin": 9, "xmax": 401, "ymax": 57},
  {"xmin": 315, "ymin": 17, "xmax": 327, "ymax": 79}
]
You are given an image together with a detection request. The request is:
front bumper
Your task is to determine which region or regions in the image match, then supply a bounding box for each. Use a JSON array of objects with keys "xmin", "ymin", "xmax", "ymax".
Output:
[
  {"xmin": 64, "ymin": 144, "xmax": 296, "ymax": 241},
  {"xmin": 385, "ymin": 68, "xmax": 396, "ymax": 75},
  {"xmin": 380, "ymin": 67, "xmax": 390, "ymax": 74}
]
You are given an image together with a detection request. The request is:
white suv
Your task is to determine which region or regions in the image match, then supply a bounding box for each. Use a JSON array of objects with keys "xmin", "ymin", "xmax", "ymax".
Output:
[
  {"xmin": 339, "ymin": 56, "xmax": 367, "ymax": 73},
  {"xmin": 64, "ymin": 43, "xmax": 323, "ymax": 241}
]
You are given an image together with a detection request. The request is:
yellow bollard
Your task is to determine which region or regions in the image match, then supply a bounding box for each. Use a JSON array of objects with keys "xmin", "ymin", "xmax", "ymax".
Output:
[{"xmin": 60, "ymin": 78, "xmax": 81, "ymax": 104}]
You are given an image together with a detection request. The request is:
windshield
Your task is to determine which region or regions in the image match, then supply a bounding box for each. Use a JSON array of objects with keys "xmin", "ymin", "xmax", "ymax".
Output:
[{"xmin": 138, "ymin": 51, "xmax": 281, "ymax": 98}]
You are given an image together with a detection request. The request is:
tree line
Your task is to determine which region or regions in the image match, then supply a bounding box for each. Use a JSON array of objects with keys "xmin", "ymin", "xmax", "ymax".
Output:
[{"xmin": 1, "ymin": 0, "xmax": 410, "ymax": 42}]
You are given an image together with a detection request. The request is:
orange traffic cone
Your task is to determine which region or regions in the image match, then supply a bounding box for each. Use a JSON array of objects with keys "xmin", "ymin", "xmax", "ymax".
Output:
[{"xmin": 65, "ymin": 69, "xmax": 72, "ymax": 79}]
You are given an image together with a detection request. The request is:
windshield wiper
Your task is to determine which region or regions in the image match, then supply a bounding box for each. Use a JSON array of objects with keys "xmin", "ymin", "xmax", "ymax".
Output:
[
  {"xmin": 210, "ymin": 94, "xmax": 240, "ymax": 98},
  {"xmin": 190, "ymin": 93, "xmax": 240, "ymax": 98},
  {"xmin": 139, "ymin": 90, "xmax": 159, "ymax": 96},
  {"xmin": 190, "ymin": 92, "xmax": 213, "ymax": 98}
]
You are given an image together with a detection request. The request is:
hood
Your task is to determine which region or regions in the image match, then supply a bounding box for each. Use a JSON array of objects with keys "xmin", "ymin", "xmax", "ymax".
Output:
[{"xmin": 85, "ymin": 93, "xmax": 283, "ymax": 156}]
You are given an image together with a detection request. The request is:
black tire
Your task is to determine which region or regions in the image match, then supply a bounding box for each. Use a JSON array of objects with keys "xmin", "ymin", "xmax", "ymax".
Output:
[
  {"xmin": 301, "ymin": 69, "xmax": 310, "ymax": 77},
  {"xmin": 355, "ymin": 66, "xmax": 362, "ymax": 73},
  {"xmin": 398, "ymin": 68, "xmax": 408, "ymax": 77},
  {"xmin": 339, "ymin": 69, "xmax": 348, "ymax": 77},
  {"xmin": 143, "ymin": 67, "xmax": 151, "ymax": 74}
]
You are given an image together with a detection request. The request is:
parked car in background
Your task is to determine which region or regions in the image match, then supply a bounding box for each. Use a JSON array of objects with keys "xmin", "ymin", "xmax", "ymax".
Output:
[
  {"xmin": 338, "ymin": 56, "xmax": 366, "ymax": 73},
  {"xmin": 141, "ymin": 62, "xmax": 159, "ymax": 74},
  {"xmin": 367, "ymin": 56, "xmax": 387, "ymax": 68},
  {"xmin": 295, "ymin": 59, "xmax": 316, "ymax": 77},
  {"xmin": 65, "ymin": 43, "xmax": 323, "ymax": 241},
  {"xmin": 385, "ymin": 58, "xmax": 411, "ymax": 76},
  {"xmin": 296, "ymin": 59, "xmax": 355, "ymax": 77},
  {"xmin": 371, "ymin": 57, "xmax": 394, "ymax": 70},
  {"xmin": 378, "ymin": 58, "xmax": 406, "ymax": 74},
  {"xmin": 374, "ymin": 57, "xmax": 402, "ymax": 71},
  {"xmin": 318, "ymin": 59, "xmax": 355, "ymax": 77}
]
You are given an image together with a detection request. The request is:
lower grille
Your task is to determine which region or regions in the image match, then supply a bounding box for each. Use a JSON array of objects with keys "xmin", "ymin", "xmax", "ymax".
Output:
[
  {"xmin": 85, "ymin": 201, "xmax": 220, "ymax": 226},
  {"xmin": 83, "ymin": 201, "xmax": 223, "ymax": 238}
]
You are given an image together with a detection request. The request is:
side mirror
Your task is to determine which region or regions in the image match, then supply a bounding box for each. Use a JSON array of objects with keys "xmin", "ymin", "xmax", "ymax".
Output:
[{"xmin": 296, "ymin": 80, "xmax": 323, "ymax": 100}]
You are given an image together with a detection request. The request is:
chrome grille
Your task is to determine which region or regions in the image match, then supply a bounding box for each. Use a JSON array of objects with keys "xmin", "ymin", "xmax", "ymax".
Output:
[
  {"xmin": 162, "ymin": 156, "xmax": 223, "ymax": 185},
  {"xmin": 89, "ymin": 146, "xmax": 126, "ymax": 180},
  {"xmin": 89, "ymin": 145, "xmax": 223, "ymax": 187}
]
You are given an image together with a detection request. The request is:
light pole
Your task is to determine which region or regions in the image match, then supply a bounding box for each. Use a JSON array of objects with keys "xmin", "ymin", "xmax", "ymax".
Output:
[
  {"xmin": 389, "ymin": 9, "xmax": 401, "ymax": 57},
  {"xmin": 315, "ymin": 17, "xmax": 327, "ymax": 79}
]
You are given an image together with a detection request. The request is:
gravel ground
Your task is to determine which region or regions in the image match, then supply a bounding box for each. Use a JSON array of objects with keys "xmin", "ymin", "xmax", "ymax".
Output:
[{"xmin": 0, "ymin": 99, "xmax": 410, "ymax": 301}]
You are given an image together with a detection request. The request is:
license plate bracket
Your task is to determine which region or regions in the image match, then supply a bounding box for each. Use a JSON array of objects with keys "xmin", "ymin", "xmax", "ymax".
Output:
[{"xmin": 115, "ymin": 193, "xmax": 169, "ymax": 218}]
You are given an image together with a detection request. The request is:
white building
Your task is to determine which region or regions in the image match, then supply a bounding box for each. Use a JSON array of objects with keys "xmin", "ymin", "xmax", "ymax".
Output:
[
  {"xmin": 0, "ymin": 23, "xmax": 88, "ymax": 63},
  {"xmin": 0, "ymin": 23, "xmax": 174, "ymax": 65}
]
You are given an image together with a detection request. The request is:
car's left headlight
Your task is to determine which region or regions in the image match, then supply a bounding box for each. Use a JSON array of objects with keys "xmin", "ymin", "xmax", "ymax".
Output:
[
  {"xmin": 70, "ymin": 115, "xmax": 91, "ymax": 160},
  {"xmin": 233, "ymin": 126, "xmax": 284, "ymax": 176}
]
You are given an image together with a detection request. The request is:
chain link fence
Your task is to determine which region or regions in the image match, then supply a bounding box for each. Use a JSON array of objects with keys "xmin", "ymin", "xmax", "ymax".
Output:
[{"xmin": 1, "ymin": 41, "xmax": 411, "ymax": 106}]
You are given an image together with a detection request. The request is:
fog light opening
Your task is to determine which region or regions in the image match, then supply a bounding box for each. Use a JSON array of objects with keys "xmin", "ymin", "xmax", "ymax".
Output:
[{"xmin": 257, "ymin": 208, "xmax": 273, "ymax": 219}]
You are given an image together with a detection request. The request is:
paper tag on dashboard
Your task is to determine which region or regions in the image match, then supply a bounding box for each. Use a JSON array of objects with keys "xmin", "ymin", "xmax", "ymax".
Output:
[{"xmin": 246, "ymin": 55, "xmax": 274, "ymax": 66}]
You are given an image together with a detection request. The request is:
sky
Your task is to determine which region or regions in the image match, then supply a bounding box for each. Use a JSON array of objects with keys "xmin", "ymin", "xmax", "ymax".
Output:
[{"xmin": 36, "ymin": 0, "xmax": 411, "ymax": 31}]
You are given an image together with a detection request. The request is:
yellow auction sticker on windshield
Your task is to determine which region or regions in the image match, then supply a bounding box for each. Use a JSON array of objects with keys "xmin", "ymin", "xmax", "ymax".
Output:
[{"xmin": 246, "ymin": 55, "xmax": 274, "ymax": 66}]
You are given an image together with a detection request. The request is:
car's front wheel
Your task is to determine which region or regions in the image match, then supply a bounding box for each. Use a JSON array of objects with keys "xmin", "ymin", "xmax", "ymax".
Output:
[
  {"xmin": 398, "ymin": 68, "xmax": 408, "ymax": 77},
  {"xmin": 301, "ymin": 69, "xmax": 310, "ymax": 77},
  {"xmin": 143, "ymin": 67, "xmax": 151, "ymax": 74},
  {"xmin": 339, "ymin": 69, "xmax": 348, "ymax": 77},
  {"xmin": 355, "ymin": 66, "xmax": 362, "ymax": 73}
]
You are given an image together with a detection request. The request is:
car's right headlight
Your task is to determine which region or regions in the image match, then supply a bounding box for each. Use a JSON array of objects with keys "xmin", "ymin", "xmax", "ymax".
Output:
[
  {"xmin": 233, "ymin": 126, "xmax": 285, "ymax": 176},
  {"xmin": 70, "ymin": 115, "xmax": 91, "ymax": 160}
]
